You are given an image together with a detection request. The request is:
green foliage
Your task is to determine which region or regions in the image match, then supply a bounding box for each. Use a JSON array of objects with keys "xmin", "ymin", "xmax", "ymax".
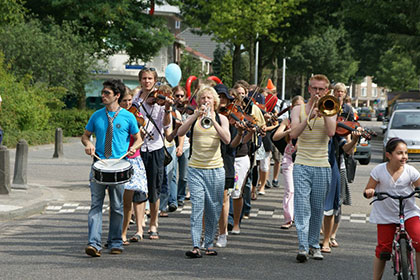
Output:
[
  {"xmin": 51, "ymin": 108, "xmax": 94, "ymax": 137},
  {"xmin": 23, "ymin": 0, "xmax": 174, "ymax": 62},
  {"xmin": 375, "ymin": 46, "xmax": 418, "ymax": 91},
  {"xmin": 0, "ymin": 0, "xmax": 26, "ymax": 26},
  {"xmin": 0, "ymin": 19, "xmax": 98, "ymax": 104},
  {"xmin": 3, "ymin": 129, "xmax": 55, "ymax": 148},
  {"xmin": 212, "ymin": 44, "xmax": 225, "ymax": 77},
  {"xmin": 180, "ymin": 52, "xmax": 204, "ymax": 85},
  {"xmin": 220, "ymin": 51, "xmax": 233, "ymax": 87}
]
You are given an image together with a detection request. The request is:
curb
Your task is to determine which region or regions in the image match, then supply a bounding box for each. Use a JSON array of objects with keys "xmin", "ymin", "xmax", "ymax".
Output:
[{"xmin": 0, "ymin": 200, "xmax": 48, "ymax": 221}]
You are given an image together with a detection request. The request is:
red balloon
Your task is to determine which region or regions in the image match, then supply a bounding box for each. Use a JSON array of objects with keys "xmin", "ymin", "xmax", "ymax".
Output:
[
  {"xmin": 207, "ymin": 76, "xmax": 222, "ymax": 84},
  {"xmin": 186, "ymin": 76, "xmax": 197, "ymax": 98}
]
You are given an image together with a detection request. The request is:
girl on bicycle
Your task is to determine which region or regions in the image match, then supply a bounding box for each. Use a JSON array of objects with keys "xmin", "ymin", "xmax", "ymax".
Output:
[{"xmin": 364, "ymin": 137, "xmax": 420, "ymax": 279}]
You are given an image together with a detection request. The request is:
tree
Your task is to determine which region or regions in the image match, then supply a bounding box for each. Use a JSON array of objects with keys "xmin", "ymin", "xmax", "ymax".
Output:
[
  {"xmin": 375, "ymin": 46, "xmax": 418, "ymax": 91},
  {"xmin": 178, "ymin": 0, "xmax": 303, "ymax": 83},
  {"xmin": 0, "ymin": 0, "xmax": 26, "ymax": 26},
  {"xmin": 0, "ymin": 19, "xmax": 98, "ymax": 106},
  {"xmin": 212, "ymin": 44, "xmax": 225, "ymax": 78},
  {"xmin": 23, "ymin": 0, "xmax": 174, "ymax": 62},
  {"xmin": 179, "ymin": 52, "xmax": 204, "ymax": 85},
  {"xmin": 220, "ymin": 51, "xmax": 233, "ymax": 87}
]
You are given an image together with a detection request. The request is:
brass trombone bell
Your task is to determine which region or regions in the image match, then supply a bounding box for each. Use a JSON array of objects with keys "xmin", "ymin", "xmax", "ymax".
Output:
[{"xmin": 307, "ymin": 95, "xmax": 340, "ymax": 130}]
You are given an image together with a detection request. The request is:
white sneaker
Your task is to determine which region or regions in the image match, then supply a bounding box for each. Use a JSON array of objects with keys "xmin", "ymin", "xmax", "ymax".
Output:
[
  {"xmin": 231, "ymin": 188, "xmax": 240, "ymax": 199},
  {"xmin": 216, "ymin": 234, "xmax": 227, "ymax": 248},
  {"xmin": 309, "ymin": 248, "xmax": 324, "ymax": 260},
  {"xmin": 296, "ymin": 250, "xmax": 308, "ymax": 263}
]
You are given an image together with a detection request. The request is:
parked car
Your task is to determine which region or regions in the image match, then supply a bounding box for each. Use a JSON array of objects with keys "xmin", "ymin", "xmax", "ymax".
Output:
[
  {"xmin": 358, "ymin": 107, "xmax": 373, "ymax": 121},
  {"xmin": 382, "ymin": 102, "xmax": 420, "ymax": 133},
  {"xmin": 382, "ymin": 109, "xmax": 420, "ymax": 162},
  {"xmin": 354, "ymin": 137, "xmax": 371, "ymax": 165},
  {"xmin": 376, "ymin": 108, "xmax": 385, "ymax": 121}
]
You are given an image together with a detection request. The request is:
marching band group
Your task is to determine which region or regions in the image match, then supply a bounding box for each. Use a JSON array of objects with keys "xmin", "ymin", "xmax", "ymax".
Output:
[{"xmin": 80, "ymin": 68, "xmax": 420, "ymax": 279}]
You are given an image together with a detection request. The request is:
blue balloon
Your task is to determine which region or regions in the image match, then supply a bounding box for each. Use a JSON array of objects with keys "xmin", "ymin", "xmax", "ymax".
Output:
[{"xmin": 165, "ymin": 63, "xmax": 182, "ymax": 87}]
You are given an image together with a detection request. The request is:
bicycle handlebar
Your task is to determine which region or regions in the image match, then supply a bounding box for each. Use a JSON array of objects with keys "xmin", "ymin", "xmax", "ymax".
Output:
[{"xmin": 368, "ymin": 188, "xmax": 420, "ymax": 205}]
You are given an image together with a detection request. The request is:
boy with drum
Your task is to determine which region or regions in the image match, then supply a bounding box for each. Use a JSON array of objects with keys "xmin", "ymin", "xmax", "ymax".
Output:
[{"xmin": 81, "ymin": 79, "xmax": 142, "ymax": 257}]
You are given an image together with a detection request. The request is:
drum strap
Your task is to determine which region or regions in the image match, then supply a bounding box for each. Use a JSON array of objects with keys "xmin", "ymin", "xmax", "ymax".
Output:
[{"xmin": 105, "ymin": 107, "xmax": 121, "ymax": 158}]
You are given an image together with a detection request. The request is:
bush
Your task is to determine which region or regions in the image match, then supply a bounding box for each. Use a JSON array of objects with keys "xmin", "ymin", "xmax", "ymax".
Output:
[
  {"xmin": 51, "ymin": 108, "xmax": 94, "ymax": 137},
  {"xmin": 3, "ymin": 129, "xmax": 55, "ymax": 148}
]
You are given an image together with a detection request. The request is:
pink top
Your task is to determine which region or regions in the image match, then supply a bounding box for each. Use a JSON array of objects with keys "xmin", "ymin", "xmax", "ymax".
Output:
[{"xmin": 127, "ymin": 136, "xmax": 140, "ymax": 159}]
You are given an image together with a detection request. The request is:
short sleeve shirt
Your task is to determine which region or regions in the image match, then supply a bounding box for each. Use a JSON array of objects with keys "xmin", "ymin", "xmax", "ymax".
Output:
[
  {"xmin": 369, "ymin": 163, "xmax": 420, "ymax": 224},
  {"xmin": 85, "ymin": 108, "xmax": 139, "ymax": 159}
]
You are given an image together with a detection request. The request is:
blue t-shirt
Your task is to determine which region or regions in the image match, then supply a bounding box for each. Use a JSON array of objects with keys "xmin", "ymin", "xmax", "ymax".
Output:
[{"xmin": 85, "ymin": 108, "xmax": 139, "ymax": 159}]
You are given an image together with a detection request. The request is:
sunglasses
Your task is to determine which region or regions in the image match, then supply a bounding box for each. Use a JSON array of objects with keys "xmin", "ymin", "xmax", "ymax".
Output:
[
  {"xmin": 142, "ymin": 67, "xmax": 156, "ymax": 71},
  {"xmin": 101, "ymin": 90, "xmax": 113, "ymax": 95},
  {"xmin": 175, "ymin": 94, "xmax": 184, "ymax": 98}
]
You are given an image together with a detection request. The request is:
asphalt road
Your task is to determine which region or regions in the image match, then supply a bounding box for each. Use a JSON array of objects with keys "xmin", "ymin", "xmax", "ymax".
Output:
[{"xmin": 0, "ymin": 120, "xmax": 418, "ymax": 280}]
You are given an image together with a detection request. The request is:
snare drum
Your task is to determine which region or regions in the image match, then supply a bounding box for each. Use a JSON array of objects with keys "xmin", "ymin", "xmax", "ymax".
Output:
[{"xmin": 92, "ymin": 159, "xmax": 133, "ymax": 185}]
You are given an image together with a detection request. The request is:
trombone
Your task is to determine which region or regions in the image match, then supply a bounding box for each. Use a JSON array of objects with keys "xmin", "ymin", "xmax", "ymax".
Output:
[{"xmin": 307, "ymin": 94, "xmax": 340, "ymax": 130}]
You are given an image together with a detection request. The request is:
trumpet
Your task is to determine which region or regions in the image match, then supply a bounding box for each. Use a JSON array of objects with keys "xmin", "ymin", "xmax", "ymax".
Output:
[
  {"xmin": 200, "ymin": 103, "xmax": 213, "ymax": 129},
  {"xmin": 307, "ymin": 94, "xmax": 340, "ymax": 130}
]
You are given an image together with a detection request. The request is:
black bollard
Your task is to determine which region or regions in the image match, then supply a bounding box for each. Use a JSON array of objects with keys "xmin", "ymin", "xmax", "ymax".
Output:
[
  {"xmin": 12, "ymin": 139, "xmax": 28, "ymax": 188},
  {"xmin": 53, "ymin": 128, "xmax": 64, "ymax": 158},
  {"xmin": 0, "ymin": 145, "xmax": 11, "ymax": 194}
]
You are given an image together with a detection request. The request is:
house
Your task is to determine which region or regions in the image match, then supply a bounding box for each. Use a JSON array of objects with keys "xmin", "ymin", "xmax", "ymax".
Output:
[{"xmin": 351, "ymin": 76, "xmax": 388, "ymax": 109}]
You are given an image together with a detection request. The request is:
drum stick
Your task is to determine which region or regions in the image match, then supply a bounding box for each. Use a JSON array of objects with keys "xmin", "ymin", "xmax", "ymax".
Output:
[
  {"xmin": 92, "ymin": 154, "xmax": 108, "ymax": 166},
  {"xmin": 116, "ymin": 140, "xmax": 144, "ymax": 162}
]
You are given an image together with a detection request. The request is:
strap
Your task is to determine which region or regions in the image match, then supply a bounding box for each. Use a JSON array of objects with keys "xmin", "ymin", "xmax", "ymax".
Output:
[{"xmin": 139, "ymin": 102, "xmax": 166, "ymax": 144}]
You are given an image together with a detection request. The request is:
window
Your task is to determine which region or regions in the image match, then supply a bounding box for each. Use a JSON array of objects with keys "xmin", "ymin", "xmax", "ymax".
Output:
[
  {"xmin": 175, "ymin": 20, "xmax": 181, "ymax": 29},
  {"xmin": 361, "ymin": 87, "xmax": 367, "ymax": 97},
  {"xmin": 372, "ymin": 88, "xmax": 377, "ymax": 97}
]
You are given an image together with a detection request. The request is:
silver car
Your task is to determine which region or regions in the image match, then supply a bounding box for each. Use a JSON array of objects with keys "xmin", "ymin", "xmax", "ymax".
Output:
[{"xmin": 382, "ymin": 109, "xmax": 420, "ymax": 161}]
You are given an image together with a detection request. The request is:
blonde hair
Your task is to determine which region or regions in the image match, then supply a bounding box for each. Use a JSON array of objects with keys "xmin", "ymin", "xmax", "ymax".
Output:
[
  {"xmin": 196, "ymin": 86, "xmax": 220, "ymax": 109},
  {"xmin": 309, "ymin": 74, "xmax": 330, "ymax": 88},
  {"xmin": 291, "ymin": 95, "xmax": 304, "ymax": 107},
  {"xmin": 158, "ymin": 84, "xmax": 172, "ymax": 95},
  {"xmin": 334, "ymin": 82, "xmax": 347, "ymax": 94}
]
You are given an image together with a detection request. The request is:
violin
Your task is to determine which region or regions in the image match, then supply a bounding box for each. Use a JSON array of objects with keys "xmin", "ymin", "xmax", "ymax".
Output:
[
  {"xmin": 335, "ymin": 116, "xmax": 374, "ymax": 140},
  {"xmin": 128, "ymin": 105, "xmax": 154, "ymax": 140}
]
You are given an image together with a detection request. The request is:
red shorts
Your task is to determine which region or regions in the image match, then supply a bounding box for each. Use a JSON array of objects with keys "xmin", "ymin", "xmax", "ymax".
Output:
[{"xmin": 376, "ymin": 216, "xmax": 420, "ymax": 258}]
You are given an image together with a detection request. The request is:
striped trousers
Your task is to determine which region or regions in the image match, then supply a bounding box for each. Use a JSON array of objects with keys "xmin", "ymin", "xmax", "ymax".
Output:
[
  {"xmin": 188, "ymin": 167, "xmax": 225, "ymax": 249},
  {"xmin": 293, "ymin": 164, "xmax": 331, "ymax": 252}
]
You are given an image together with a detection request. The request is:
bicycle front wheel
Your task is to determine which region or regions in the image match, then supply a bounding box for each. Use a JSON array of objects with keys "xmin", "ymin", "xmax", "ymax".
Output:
[{"xmin": 398, "ymin": 238, "xmax": 410, "ymax": 280}]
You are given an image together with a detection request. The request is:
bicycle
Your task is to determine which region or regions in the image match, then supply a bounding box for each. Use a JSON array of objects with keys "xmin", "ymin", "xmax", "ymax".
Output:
[{"xmin": 367, "ymin": 189, "xmax": 420, "ymax": 280}]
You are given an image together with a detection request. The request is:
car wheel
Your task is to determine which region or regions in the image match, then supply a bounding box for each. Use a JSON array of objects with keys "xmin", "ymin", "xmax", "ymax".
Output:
[{"xmin": 358, "ymin": 156, "xmax": 371, "ymax": 165}]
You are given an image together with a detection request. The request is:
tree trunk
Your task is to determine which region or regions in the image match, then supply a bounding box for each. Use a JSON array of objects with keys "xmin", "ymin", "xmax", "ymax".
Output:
[
  {"xmin": 232, "ymin": 44, "xmax": 242, "ymax": 84},
  {"xmin": 273, "ymin": 56, "xmax": 278, "ymax": 91},
  {"xmin": 301, "ymin": 74, "xmax": 306, "ymax": 97}
]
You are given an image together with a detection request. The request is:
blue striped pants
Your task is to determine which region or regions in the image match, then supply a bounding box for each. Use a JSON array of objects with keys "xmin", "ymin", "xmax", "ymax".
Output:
[
  {"xmin": 293, "ymin": 164, "xmax": 331, "ymax": 252},
  {"xmin": 188, "ymin": 167, "xmax": 225, "ymax": 249}
]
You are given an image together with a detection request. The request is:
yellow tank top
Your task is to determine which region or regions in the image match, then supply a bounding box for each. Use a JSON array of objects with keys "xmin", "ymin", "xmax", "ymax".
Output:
[
  {"xmin": 295, "ymin": 104, "xmax": 330, "ymax": 167},
  {"xmin": 189, "ymin": 121, "xmax": 224, "ymax": 169}
]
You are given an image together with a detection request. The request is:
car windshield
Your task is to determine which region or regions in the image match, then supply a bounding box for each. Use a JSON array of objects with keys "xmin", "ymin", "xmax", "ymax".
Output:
[
  {"xmin": 391, "ymin": 111, "xmax": 420, "ymax": 129},
  {"xmin": 395, "ymin": 103, "xmax": 420, "ymax": 110}
]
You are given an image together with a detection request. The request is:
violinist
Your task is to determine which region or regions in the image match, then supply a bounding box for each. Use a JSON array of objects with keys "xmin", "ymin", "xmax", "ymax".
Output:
[
  {"xmin": 119, "ymin": 88, "xmax": 148, "ymax": 245},
  {"xmin": 170, "ymin": 86, "xmax": 190, "ymax": 207},
  {"xmin": 156, "ymin": 84, "xmax": 180, "ymax": 216},
  {"xmin": 134, "ymin": 67, "xmax": 173, "ymax": 240},
  {"xmin": 321, "ymin": 82, "xmax": 362, "ymax": 253}
]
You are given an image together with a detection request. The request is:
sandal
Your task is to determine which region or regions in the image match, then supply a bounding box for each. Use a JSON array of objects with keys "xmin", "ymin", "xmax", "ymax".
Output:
[
  {"xmin": 321, "ymin": 247, "xmax": 331, "ymax": 253},
  {"xmin": 186, "ymin": 247, "xmax": 202, "ymax": 258},
  {"xmin": 330, "ymin": 238, "xmax": 339, "ymax": 247},
  {"xmin": 122, "ymin": 239, "xmax": 130, "ymax": 246},
  {"xmin": 129, "ymin": 233, "xmax": 143, "ymax": 242},
  {"xmin": 149, "ymin": 231, "xmax": 159, "ymax": 240},
  {"xmin": 281, "ymin": 222, "xmax": 293, "ymax": 229},
  {"xmin": 251, "ymin": 191, "xmax": 257, "ymax": 201},
  {"xmin": 205, "ymin": 249, "xmax": 218, "ymax": 256},
  {"xmin": 159, "ymin": 211, "xmax": 169, "ymax": 217}
]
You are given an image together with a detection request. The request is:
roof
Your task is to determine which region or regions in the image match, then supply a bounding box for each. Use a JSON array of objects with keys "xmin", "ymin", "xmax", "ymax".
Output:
[
  {"xmin": 178, "ymin": 28, "xmax": 226, "ymax": 60},
  {"xmin": 184, "ymin": 46, "xmax": 212, "ymax": 61}
]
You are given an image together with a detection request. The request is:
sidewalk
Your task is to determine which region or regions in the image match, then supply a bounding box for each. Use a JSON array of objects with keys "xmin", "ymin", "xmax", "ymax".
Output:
[{"xmin": 0, "ymin": 137, "xmax": 92, "ymax": 221}]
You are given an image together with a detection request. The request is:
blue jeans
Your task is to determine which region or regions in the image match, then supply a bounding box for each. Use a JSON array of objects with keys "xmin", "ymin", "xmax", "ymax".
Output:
[
  {"xmin": 159, "ymin": 145, "xmax": 176, "ymax": 211},
  {"xmin": 87, "ymin": 173, "xmax": 124, "ymax": 251},
  {"xmin": 176, "ymin": 148, "xmax": 190, "ymax": 203}
]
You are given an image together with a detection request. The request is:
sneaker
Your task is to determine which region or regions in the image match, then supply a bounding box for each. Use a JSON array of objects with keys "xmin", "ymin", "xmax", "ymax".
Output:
[
  {"xmin": 231, "ymin": 188, "xmax": 240, "ymax": 199},
  {"xmin": 243, "ymin": 213, "xmax": 250, "ymax": 220},
  {"xmin": 296, "ymin": 250, "xmax": 308, "ymax": 263},
  {"xmin": 272, "ymin": 180, "xmax": 279, "ymax": 188},
  {"xmin": 178, "ymin": 200, "xmax": 184, "ymax": 207},
  {"xmin": 168, "ymin": 204, "xmax": 177, "ymax": 212},
  {"xmin": 265, "ymin": 181, "xmax": 272, "ymax": 189},
  {"xmin": 216, "ymin": 234, "xmax": 227, "ymax": 248},
  {"xmin": 309, "ymin": 248, "xmax": 324, "ymax": 260},
  {"xmin": 110, "ymin": 247, "xmax": 123, "ymax": 255}
]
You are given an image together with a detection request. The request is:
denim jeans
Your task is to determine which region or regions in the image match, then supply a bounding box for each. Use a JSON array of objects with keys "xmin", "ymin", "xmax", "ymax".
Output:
[
  {"xmin": 159, "ymin": 145, "xmax": 176, "ymax": 211},
  {"xmin": 87, "ymin": 173, "xmax": 124, "ymax": 251},
  {"xmin": 176, "ymin": 148, "xmax": 190, "ymax": 203}
]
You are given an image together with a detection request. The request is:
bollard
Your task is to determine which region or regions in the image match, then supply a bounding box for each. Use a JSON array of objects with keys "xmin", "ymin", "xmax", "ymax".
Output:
[
  {"xmin": 53, "ymin": 128, "xmax": 64, "ymax": 158},
  {"xmin": 12, "ymin": 139, "xmax": 28, "ymax": 189},
  {"xmin": 0, "ymin": 145, "xmax": 11, "ymax": 194}
]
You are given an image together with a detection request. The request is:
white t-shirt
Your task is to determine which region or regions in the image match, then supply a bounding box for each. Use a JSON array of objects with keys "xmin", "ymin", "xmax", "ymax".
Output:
[{"xmin": 369, "ymin": 163, "xmax": 420, "ymax": 224}]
